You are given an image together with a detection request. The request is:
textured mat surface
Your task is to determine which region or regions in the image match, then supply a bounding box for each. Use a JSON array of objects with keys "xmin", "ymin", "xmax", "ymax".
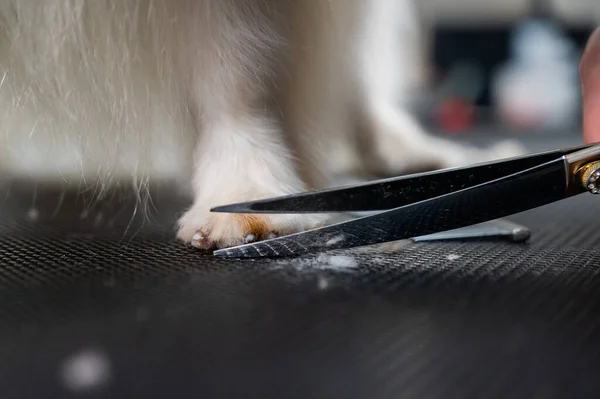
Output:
[{"xmin": 1, "ymin": 178, "xmax": 600, "ymax": 399}]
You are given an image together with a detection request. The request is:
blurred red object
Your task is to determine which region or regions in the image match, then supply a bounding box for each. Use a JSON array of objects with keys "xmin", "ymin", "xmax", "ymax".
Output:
[{"xmin": 437, "ymin": 97, "xmax": 474, "ymax": 133}]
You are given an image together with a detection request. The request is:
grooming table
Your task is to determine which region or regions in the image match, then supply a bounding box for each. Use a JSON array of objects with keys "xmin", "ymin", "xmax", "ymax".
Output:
[{"xmin": 2, "ymin": 144, "xmax": 600, "ymax": 398}]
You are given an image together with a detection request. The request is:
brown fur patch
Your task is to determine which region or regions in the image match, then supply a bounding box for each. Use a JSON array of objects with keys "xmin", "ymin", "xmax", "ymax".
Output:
[{"xmin": 234, "ymin": 214, "xmax": 273, "ymax": 239}]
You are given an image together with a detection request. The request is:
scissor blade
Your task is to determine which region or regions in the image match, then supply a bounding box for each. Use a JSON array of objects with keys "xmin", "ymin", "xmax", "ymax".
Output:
[
  {"xmin": 213, "ymin": 156, "xmax": 576, "ymax": 258},
  {"xmin": 211, "ymin": 145, "xmax": 590, "ymax": 214}
]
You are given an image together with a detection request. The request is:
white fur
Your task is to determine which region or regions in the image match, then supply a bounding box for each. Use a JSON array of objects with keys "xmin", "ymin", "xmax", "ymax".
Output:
[{"xmin": 0, "ymin": 0, "xmax": 524, "ymax": 248}]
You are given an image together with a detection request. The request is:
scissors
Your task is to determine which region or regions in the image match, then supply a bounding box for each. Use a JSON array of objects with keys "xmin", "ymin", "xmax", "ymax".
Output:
[{"xmin": 211, "ymin": 143, "xmax": 600, "ymax": 258}]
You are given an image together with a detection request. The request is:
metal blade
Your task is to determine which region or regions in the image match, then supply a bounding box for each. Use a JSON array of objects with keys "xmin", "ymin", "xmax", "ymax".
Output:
[
  {"xmin": 211, "ymin": 145, "xmax": 590, "ymax": 214},
  {"xmin": 213, "ymin": 157, "xmax": 576, "ymax": 258},
  {"xmin": 411, "ymin": 219, "xmax": 531, "ymax": 243}
]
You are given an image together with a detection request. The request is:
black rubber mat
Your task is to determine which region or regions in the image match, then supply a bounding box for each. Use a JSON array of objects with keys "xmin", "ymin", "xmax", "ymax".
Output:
[{"xmin": 2, "ymin": 178, "xmax": 600, "ymax": 398}]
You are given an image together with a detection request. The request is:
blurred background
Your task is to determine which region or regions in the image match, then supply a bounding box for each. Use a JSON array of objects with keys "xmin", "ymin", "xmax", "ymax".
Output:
[{"xmin": 407, "ymin": 0, "xmax": 597, "ymax": 143}]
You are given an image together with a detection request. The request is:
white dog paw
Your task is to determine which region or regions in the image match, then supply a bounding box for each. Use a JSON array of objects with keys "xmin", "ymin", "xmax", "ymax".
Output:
[{"xmin": 176, "ymin": 199, "xmax": 325, "ymax": 249}]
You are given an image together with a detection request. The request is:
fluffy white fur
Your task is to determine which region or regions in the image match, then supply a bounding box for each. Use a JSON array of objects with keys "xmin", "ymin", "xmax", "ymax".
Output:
[{"xmin": 0, "ymin": 0, "xmax": 524, "ymax": 248}]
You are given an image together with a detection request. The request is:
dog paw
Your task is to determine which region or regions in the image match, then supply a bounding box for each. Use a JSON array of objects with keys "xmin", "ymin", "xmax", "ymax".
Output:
[{"xmin": 176, "ymin": 203, "xmax": 325, "ymax": 249}]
